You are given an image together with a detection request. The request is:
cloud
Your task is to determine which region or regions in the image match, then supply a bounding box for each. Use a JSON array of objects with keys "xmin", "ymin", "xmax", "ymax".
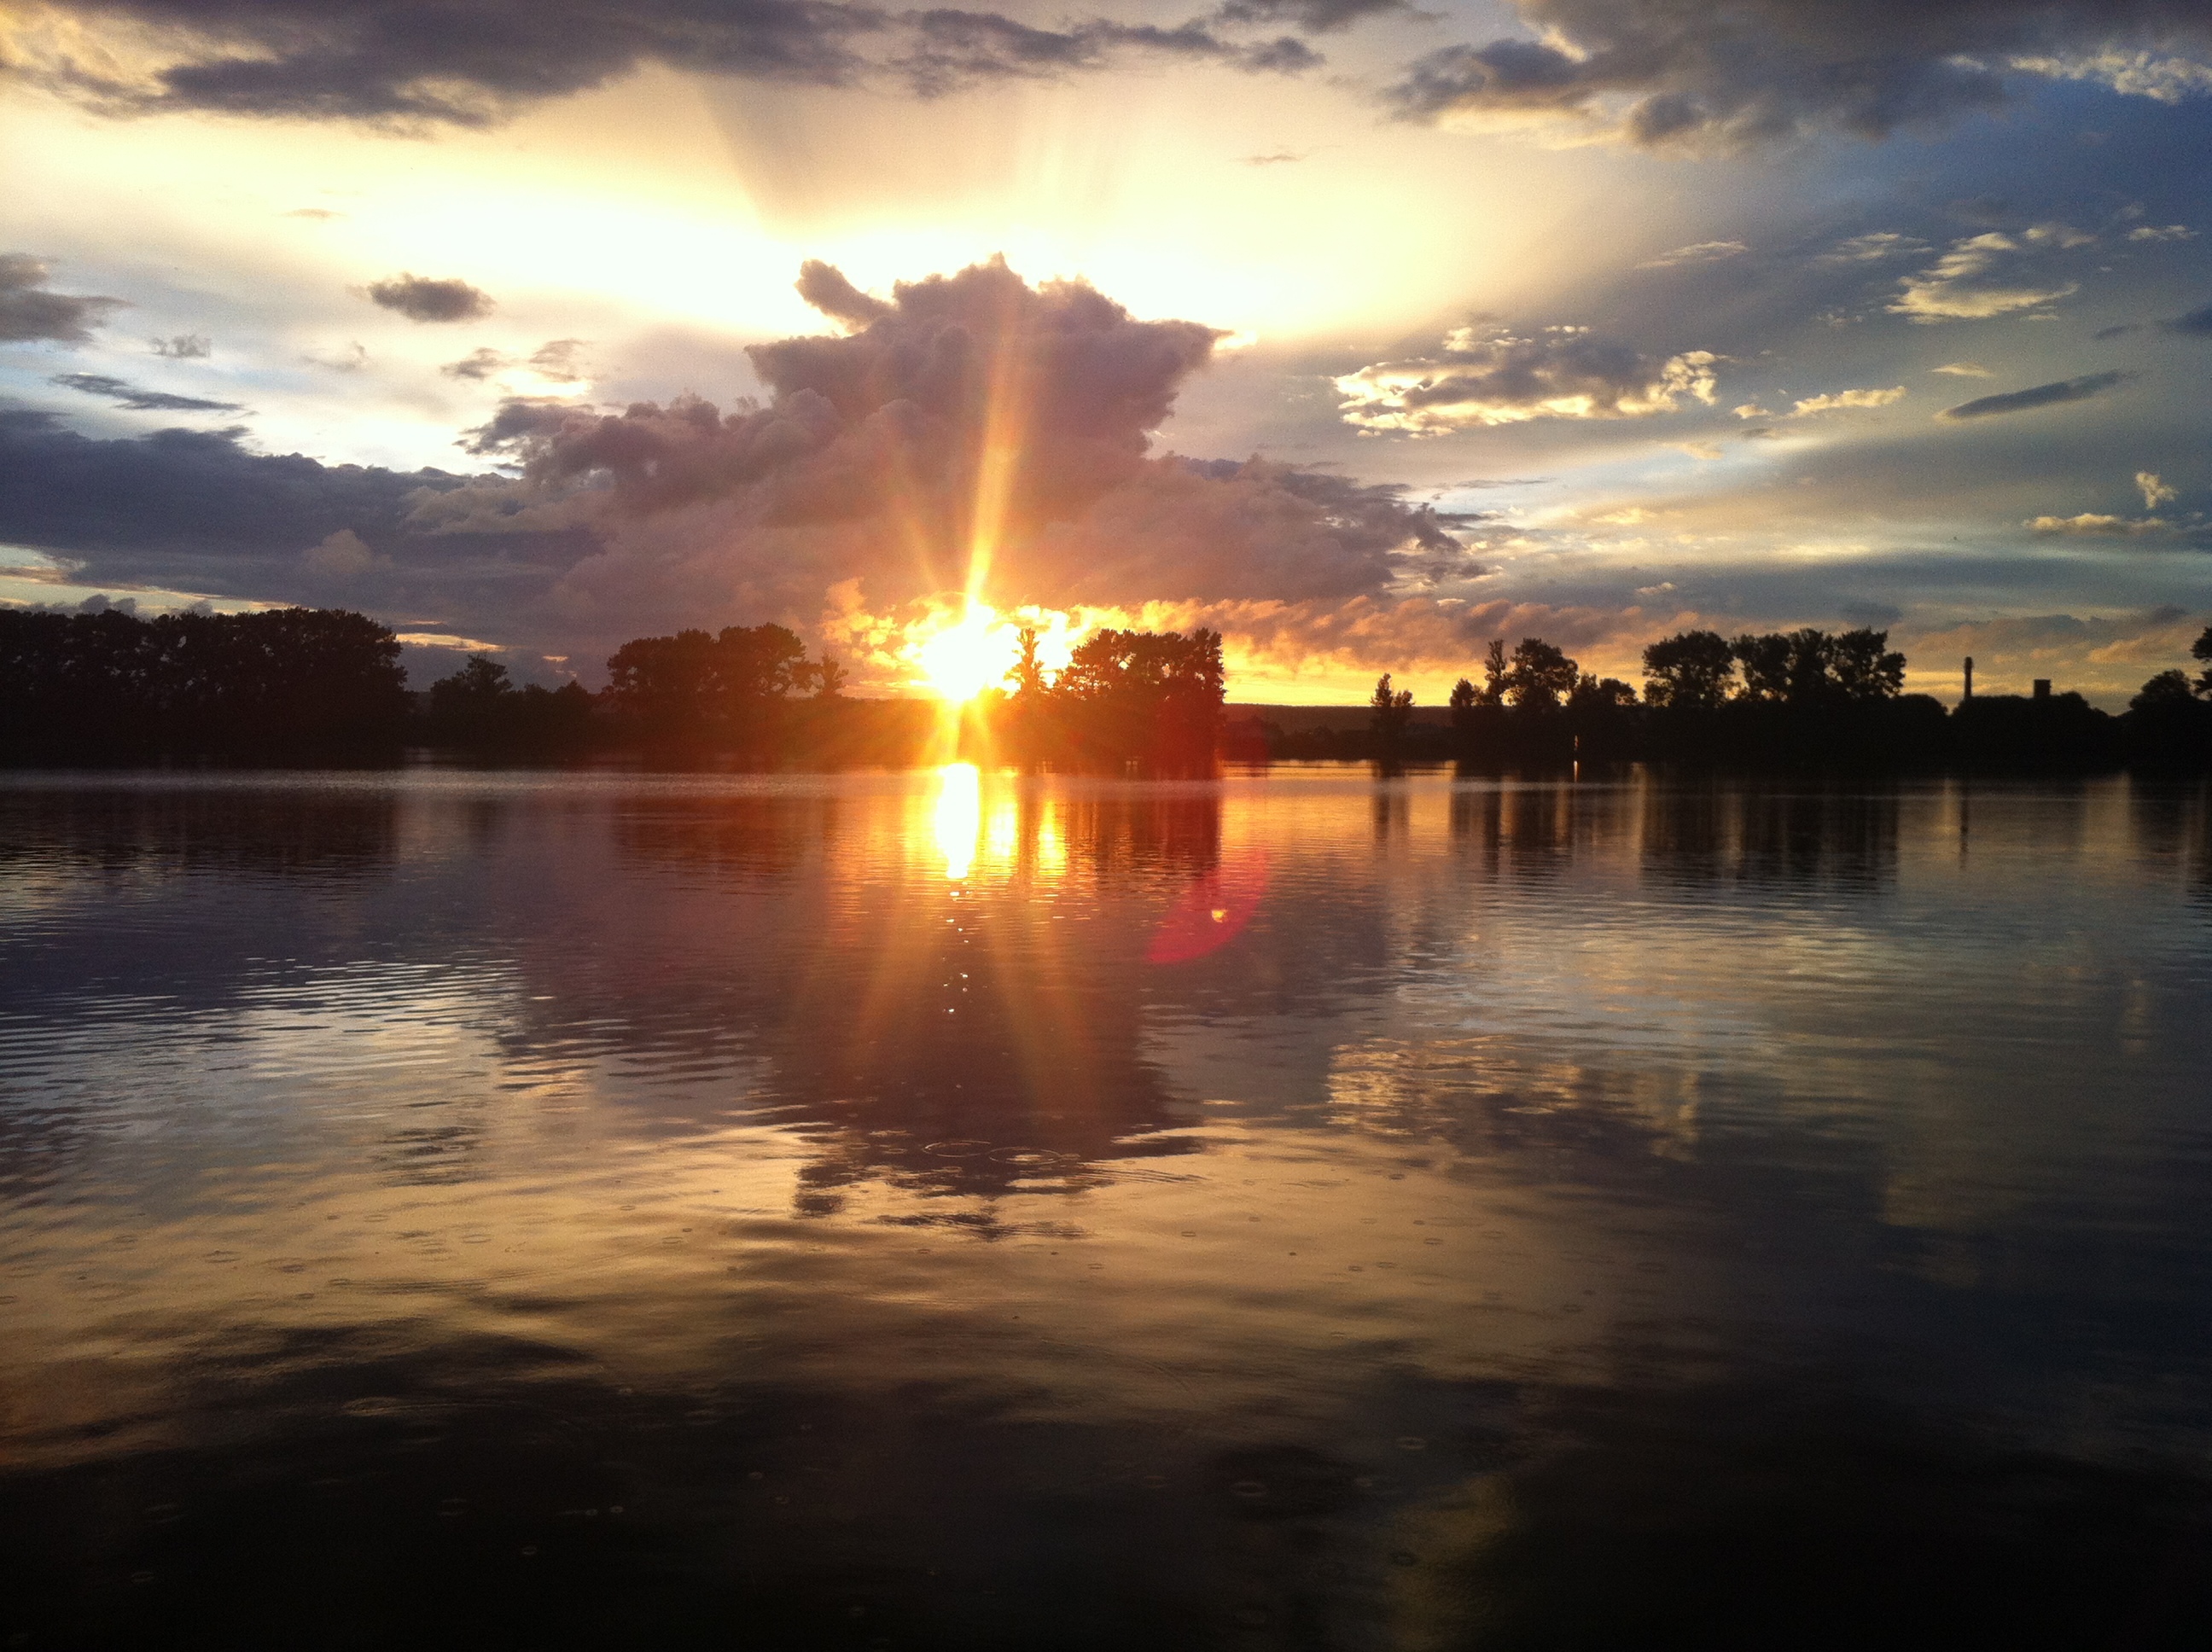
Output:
[
  {"xmin": 1382, "ymin": 1, "xmax": 2212, "ymax": 148},
  {"xmin": 2024, "ymin": 512, "xmax": 2171, "ymax": 535},
  {"xmin": 441, "ymin": 347, "xmax": 509, "ymax": 381},
  {"xmin": 1931, "ymin": 361, "xmax": 1994, "ymax": 377},
  {"xmin": 150, "ymin": 333, "xmax": 211, "ymax": 358},
  {"xmin": 442, "ymin": 337, "xmax": 592, "ymax": 387},
  {"xmin": 1335, "ymin": 325, "xmax": 1718, "ymax": 433},
  {"xmin": 2126, "ymin": 224, "xmax": 2197, "ymax": 241},
  {"xmin": 282, "ymin": 207, "xmax": 346, "ymax": 220},
  {"xmin": 2158, "ymin": 300, "xmax": 2212, "ymax": 336},
  {"xmin": 435, "ymin": 259, "xmax": 1469, "ymax": 643},
  {"xmin": 1888, "ymin": 228, "xmax": 2091, "ymax": 323},
  {"xmin": 300, "ymin": 527, "xmax": 388, "ymax": 580},
  {"xmin": 1789, "ymin": 386, "xmax": 1906, "ymax": 415},
  {"xmin": 1935, "ymin": 370, "xmax": 2133, "ymax": 421},
  {"xmin": 365, "ymin": 273, "xmax": 495, "ymax": 323},
  {"xmin": 529, "ymin": 339, "xmax": 590, "ymax": 381},
  {"xmin": 1213, "ymin": 0, "xmax": 1409, "ymax": 32},
  {"xmin": 2138, "ymin": 470, "xmax": 2177, "ymax": 509},
  {"xmin": 20, "ymin": 0, "xmax": 1344, "ymax": 127},
  {"xmin": 1242, "ymin": 149, "xmax": 1307, "ymax": 166},
  {"xmin": 0, "ymin": 253, "xmax": 125, "ymax": 344},
  {"xmin": 0, "ymin": 409, "xmax": 593, "ymax": 617},
  {"xmin": 48, "ymin": 372, "xmax": 246, "ymax": 413},
  {"xmin": 1818, "ymin": 232, "xmax": 1930, "ymax": 264},
  {"xmin": 2093, "ymin": 323, "xmax": 2142, "ymax": 340},
  {"xmin": 304, "ymin": 341, "xmax": 370, "ymax": 372},
  {"xmin": 2008, "ymin": 48, "xmax": 2212, "ymax": 103},
  {"xmin": 1637, "ymin": 240, "xmax": 1747, "ymax": 270}
]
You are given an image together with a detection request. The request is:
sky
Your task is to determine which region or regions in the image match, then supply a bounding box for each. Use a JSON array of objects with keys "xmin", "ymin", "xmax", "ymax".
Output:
[{"xmin": 3, "ymin": 0, "xmax": 2211, "ymax": 705}]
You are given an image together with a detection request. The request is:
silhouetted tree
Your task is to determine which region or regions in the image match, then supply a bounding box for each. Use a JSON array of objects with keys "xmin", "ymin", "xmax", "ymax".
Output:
[
  {"xmin": 1567, "ymin": 673, "xmax": 1638, "ymax": 711},
  {"xmin": 813, "ymin": 651, "xmax": 848, "ymax": 699},
  {"xmin": 1642, "ymin": 630, "xmax": 1736, "ymax": 708},
  {"xmin": 1448, "ymin": 676, "xmax": 1478, "ymax": 730},
  {"xmin": 1370, "ymin": 673, "xmax": 1413, "ymax": 749},
  {"xmin": 2133, "ymin": 670, "xmax": 2195, "ymax": 711},
  {"xmin": 603, "ymin": 622, "xmax": 812, "ymax": 747},
  {"xmin": 1481, "ymin": 638, "xmax": 1510, "ymax": 706},
  {"xmin": 1830, "ymin": 628, "xmax": 1908, "ymax": 701},
  {"xmin": 2193, "ymin": 625, "xmax": 2212, "ymax": 699},
  {"xmin": 1053, "ymin": 627, "xmax": 1224, "ymax": 771},
  {"xmin": 0, "ymin": 605, "xmax": 408, "ymax": 761},
  {"xmin": 1505, "ymin": 639, "xmax": 1579, "ymax": 710}
]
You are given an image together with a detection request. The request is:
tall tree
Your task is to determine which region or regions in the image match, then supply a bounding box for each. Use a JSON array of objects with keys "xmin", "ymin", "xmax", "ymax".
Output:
[
  {"xmin": 1504, "ymin": 638, "xmax": 1579, "ymax": 710},
  {"xmin": 1641, "ymin": 630, "xmax": 1736, "ymax": 708}
]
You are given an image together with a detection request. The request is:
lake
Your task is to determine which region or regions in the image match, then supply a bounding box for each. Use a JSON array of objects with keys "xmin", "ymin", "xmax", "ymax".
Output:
[{"xmin": 3, "ymin": 765, "xmax": 2210, "ymax": 1649}]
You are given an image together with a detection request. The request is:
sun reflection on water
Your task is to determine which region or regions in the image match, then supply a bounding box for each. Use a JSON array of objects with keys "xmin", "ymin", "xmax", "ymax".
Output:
[{"xmin": 934, "ymin": 762, "xmax": 981, "ymax": 880}]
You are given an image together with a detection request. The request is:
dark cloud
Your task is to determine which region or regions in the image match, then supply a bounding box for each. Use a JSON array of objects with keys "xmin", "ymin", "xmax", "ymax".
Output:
[
  {"xmin": 2158, "ymin": 300, "xmax": 2212, "ymax": 335},
  {"xmin": 49, "ymin": 372, "xmax": 246, "ymax": 413},
  {"xmin": 366, "ymin": 273, "xmax": 495, "ymax": 323},
  {"xmin": 29, "ymin": 0, "xmax": 1342, "ymax": 127},
  {"xmin": 3, "ymin": 262, "xmax": 1466, "ymax": 667},
  {"xmin": 0, "ymin": 253, "xmax": 126, "ymax": 344},
  {"xmin": 1384, "ymin": 1, "xmax": 2212, "ymax": 148},
  {"xmin": 1336, "ymin": 325, "xmax": 1719, "ymax": 433},
  {"xmin": 0, "ymin": 409, "xmax": 595, "ymax": 617},
  {"xmin": 1936, "ymin": 370, "xmax": 2134, "ymax": 421},
  {"xmin": 1214, "ymin": 0, "xmax": 1407, "ymax": 32},
  {"xmin": 2094, "ymin": 322, "xmax": 2145, "ymax": 339},
  {"xmin": 150, "ymin": 333, "xmax": 212, "ymax": 358}
]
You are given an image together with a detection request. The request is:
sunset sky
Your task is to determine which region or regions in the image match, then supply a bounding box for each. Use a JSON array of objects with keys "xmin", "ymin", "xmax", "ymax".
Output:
[{"xmin": 4, "ymin": 0, "xmax": 2210, "ymax": 703}]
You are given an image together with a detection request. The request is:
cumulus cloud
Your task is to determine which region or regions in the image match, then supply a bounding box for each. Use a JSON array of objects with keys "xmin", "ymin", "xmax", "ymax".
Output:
[
  {"xmin": 2126, "ymin": 223, "xmax": 2197, "ymax": 241},
  {"xmin": 150, "ymin": 333, "xmax": 211, "ymax": 358},
  {"xmin": 1335, "ymin": 325, "xmax": 1718, "ymax": 433},
  {"xmin": 2138, "ymin": 471, "xmax": 2177, "ymax": 508},
  {"xmin": 2024, "ymin": 512, "xmax": 2171, "ymax": 535},
  {"xmin": 365, "ymin": 273, "xmax": 495, "ymax": 323},
  {"xmin": 16, "ymin": 0, "xmax": 1344, "ymax": 127},
  {"xmin": 48, "ymin": 372, "xmax": 245, "ymax": 412},
  {"xmin": 1935, "ymin": 370, "xmax": 2133, "ymax": 420},
  {"xmin": 299, "ymin": 527, "xmax": 387, "ymax": 579},
  {"xmin": 1382, "ymin": 0, "xmax": 2212, "ymax": 148},
  {"xmin": 1638, "ymin": 240, "xmax": 1747, "ymax": 270},
  {"xmin": 0, "ymin": 253, "xmax": 125, "ymax": 343},
  {"xmin": 1889, "ymin": 228, "xmax": 2093, "ymax": 322},
  {"xmin": 434, "ymin": 258, "xmax": 1470, "ymax": 643}
]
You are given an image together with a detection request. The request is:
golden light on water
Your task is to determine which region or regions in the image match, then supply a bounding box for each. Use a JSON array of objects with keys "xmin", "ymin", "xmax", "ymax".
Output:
[{"xmin": 934, "ymin": 761, "xmax": 981, "ymax": 880}]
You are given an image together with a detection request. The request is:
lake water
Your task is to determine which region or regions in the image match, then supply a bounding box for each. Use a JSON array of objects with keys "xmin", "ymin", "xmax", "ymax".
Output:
[{"xmin": 3, "ymin": 765, "xmax": 2211, "ymax": 1649}]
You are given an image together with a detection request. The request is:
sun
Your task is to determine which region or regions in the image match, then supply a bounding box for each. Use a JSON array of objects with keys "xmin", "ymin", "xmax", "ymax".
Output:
[{"xmin": 913, "ymin": 604, "xmax": 1018, "ymax": 702}]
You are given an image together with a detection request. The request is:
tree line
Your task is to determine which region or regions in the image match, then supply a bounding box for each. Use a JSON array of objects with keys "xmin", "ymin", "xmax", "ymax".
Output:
[
  {"xmin": 1253, "ymin": 625, "xmax": 2211, "ymax": 771},
  {"xmin": 4, "ymin": 605, "xmax": 2205, "ymax": 771},
  {"xmin": 0, "ymin": 607, "xmax": 1228, "ymax": 771}
]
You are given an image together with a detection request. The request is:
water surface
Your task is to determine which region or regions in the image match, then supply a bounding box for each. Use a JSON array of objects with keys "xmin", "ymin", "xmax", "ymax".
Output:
[{"xmin": 4, "ymin": 766, "xmax": 2211, "ymax": 1649}]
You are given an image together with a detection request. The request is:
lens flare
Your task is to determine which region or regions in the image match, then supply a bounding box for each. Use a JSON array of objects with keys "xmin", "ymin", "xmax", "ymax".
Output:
[{"xmin": 914, "ymin": 605, "xmax": 1019, "ymax": 703}]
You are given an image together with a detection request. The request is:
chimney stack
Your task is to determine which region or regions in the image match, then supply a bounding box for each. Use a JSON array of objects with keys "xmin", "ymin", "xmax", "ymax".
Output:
[{"xmin": 1963, "ymin": 656, "xmax": 1974, "ymax": 701}]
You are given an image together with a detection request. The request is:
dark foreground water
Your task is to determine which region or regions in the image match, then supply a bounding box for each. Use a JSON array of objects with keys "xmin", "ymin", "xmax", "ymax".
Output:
[{"xmin": 3, "ymin": 765, "xmax": 2211, "ymax": 1650}]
